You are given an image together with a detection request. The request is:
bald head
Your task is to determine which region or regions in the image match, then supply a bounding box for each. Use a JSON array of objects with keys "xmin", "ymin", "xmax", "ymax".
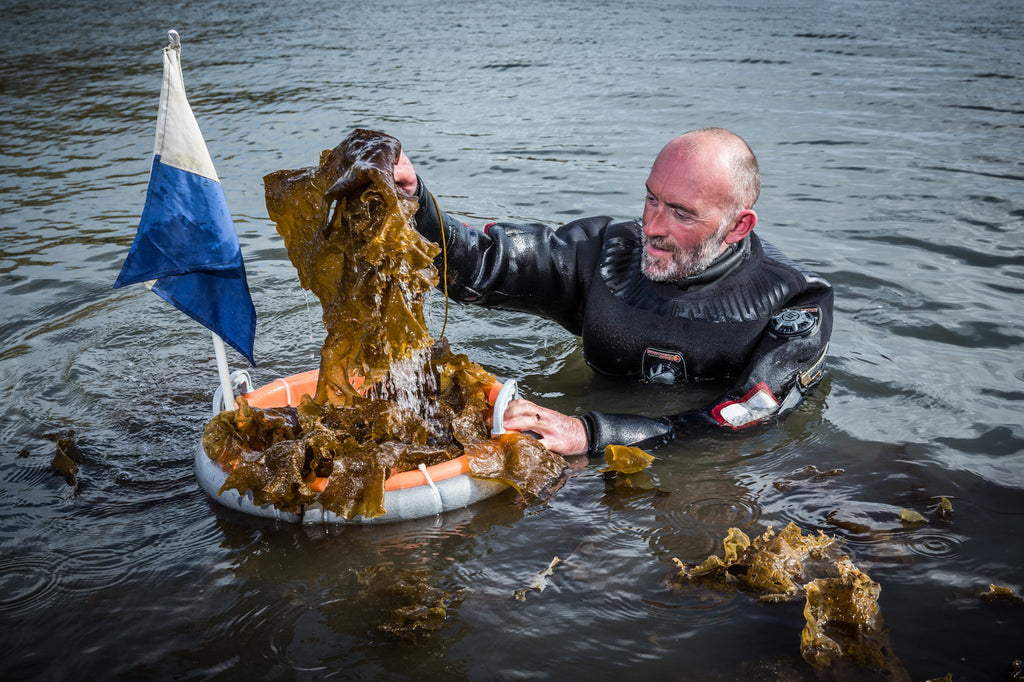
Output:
[
  {"xmin": 641, "ymin": 128, "xmax": 761, "ymax": 282},
  {"xmin": 660, "ymin": 128, "xmax": 760, "ymax": 215}
]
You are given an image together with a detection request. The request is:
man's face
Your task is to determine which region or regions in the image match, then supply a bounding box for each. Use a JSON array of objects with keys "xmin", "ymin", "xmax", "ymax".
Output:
[{"xmin": 640, "ymin": 142, "xmax": 736, "ymax": 282}]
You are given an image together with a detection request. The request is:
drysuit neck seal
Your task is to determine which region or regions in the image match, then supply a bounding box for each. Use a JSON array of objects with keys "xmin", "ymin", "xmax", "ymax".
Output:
[{"xmin": 673, "ymin": 235, "xmax": 751, "ymax": 289}]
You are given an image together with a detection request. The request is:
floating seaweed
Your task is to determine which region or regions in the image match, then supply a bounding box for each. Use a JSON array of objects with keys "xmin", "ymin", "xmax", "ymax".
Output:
[
  {"xmin": 597, "ymin": 443, "xmax": 663, "ymax": 500},
  {"xmin": 599, "ymin": 444, "xmax": 655, "ymax": 475},
  {"xmin": 514, "ymin": 556, "xmax": 561, "ymax": 601},
  {"xmin": 800, "ymin": 556, "xmax": 907, "ymax": 679},
  {"xmin": 673, "ymin": 522, "xmax": 838, "ymax": 602},
  {"xmin": 772, "ymin": 464, "xmax": 844, "ymax": 492},
  {"xmin": 672, "ymin": 523, "xmax": 910, "ymax": 679},
  {"xmin": 51, "ymin": 430, "xmax": 82, "ymax": 490},
  {"xmin": 202, "ymin": 129, "xmax": 565, "ymax": 519},
  {"xmin": 936, "ymin": 496, "xmax": 953, "ymax": 520},
  {"xmin": 899, "ymin": 508, "xmax": 927, "ymax": 525},
  {"xmin": 980, "ymin": 584, "xmax": 1023, "ymax": 603}
]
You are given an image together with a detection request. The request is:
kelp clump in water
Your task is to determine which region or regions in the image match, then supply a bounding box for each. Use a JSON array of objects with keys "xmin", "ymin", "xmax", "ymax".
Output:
[
  {"xmin": 358, "ymin": 565, "xmax": 465, "ymax": 641},
  {"xmin": 202, "ymin": 129, "xmax": 565, "ymax": 518},
  {"xmin": 674, "ymin": 522, "xmax": 838, "ymax": 602},
  {"xmin": 672, "ymin": 523, "xmax": 909, "ymax": 680}
]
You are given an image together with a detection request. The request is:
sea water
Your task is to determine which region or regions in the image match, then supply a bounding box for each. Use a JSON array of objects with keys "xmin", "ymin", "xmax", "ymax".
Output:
[{"xmin": 1, "ymin": 0, "xmax": 1022, "ymax": 679}]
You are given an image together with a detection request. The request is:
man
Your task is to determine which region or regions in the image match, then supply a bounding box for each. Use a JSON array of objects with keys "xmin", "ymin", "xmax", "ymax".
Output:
[{"xmin": 390, "ymin": 128, "xmax": 833, "ymax": 457}]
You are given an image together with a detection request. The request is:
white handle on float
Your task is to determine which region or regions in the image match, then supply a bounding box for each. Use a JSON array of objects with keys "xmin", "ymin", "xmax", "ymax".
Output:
[
  {"xmin": 490, "ymin": 379, "xmax": 520, "ymax": 436},
  {"xmin": 211, "ymin": 369, "xmax": 253, "ymax": 416}
]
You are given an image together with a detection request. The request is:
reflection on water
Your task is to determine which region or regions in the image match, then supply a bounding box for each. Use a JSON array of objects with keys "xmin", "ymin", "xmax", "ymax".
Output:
[{"xmin": 1, "ymin": 0, "xmax": 1023, "ymax": 679}]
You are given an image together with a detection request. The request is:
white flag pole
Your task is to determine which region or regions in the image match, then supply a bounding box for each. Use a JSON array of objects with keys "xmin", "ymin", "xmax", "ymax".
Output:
[{"xmin": 212, "ymin": 332, "xmax": 235, "ymax": 412}]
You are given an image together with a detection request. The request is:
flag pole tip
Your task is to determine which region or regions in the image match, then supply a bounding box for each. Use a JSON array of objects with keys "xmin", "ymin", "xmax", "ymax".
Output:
[{"xmin": 167, "ymin": 30, "xmax": 180, "ymax": 48}]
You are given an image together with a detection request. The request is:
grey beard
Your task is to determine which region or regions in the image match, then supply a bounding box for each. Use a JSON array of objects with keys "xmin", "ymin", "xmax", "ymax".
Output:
[{"xmin": 641, "ymin": 230, "xmax": 726, "ymax": 283}]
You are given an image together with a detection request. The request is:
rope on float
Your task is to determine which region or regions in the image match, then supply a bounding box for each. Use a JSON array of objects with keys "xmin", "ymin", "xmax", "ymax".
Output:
[
  {"xmin": 429, "ymin": 193, "xmax": 450, "ymax": 340},
  {"xmin": 418, "ymin": 463, "xmax": 444, "ymax": 515}
]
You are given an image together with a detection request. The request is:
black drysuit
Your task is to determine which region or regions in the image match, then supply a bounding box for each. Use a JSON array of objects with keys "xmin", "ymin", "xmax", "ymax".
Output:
[{"xmin": 413, "ymin": 180, "xmax": 834, "ymax": 455}]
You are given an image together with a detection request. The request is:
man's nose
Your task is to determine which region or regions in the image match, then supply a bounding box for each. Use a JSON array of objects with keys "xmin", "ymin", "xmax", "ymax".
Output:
[{"xmin": 642, "ymin": 205, "xmax": 668, "ymax": 236}]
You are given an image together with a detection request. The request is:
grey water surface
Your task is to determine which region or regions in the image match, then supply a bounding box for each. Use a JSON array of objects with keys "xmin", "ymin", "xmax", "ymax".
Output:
[{"xmin": 1, "ymin": 0, "xmax": 1022, "ymax": 679}]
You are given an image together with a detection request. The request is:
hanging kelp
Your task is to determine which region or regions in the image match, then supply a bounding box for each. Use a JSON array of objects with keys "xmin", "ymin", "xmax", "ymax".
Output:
[
  {"xmin": 202, "ymin": 130, "xmax": 565, "ymax": 519},
  {"xmin": 264, "ymin": 128, "xmax": 438, "ymax": 405}
]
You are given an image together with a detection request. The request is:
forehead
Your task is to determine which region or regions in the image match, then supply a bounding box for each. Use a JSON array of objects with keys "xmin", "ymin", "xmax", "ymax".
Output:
[{"xmin": 647, "ymin": 142, "xmax": 731, "ymax": 207}]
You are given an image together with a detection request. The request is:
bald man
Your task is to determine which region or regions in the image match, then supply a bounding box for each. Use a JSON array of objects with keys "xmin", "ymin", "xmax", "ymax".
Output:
[{"xmin": 394, "ymin": 128, "xmax": 833, "ymax": 456}]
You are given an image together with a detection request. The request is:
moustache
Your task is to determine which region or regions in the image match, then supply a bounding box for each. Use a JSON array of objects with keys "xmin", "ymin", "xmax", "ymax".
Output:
[{"xmin": 643, "ymin": 234, "xmax": 677, "ymax": 254}]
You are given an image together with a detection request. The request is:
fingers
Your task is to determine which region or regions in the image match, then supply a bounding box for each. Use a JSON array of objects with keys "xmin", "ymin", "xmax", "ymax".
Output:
[
  {"xmin": 500, "ymin": 399, "xmax": 547, "ymax": 431},
  {"xmin": 394, "ymin": 151, "xmax": 418, "ymax": 196},
  {"xmin": 501, "ymin": 399, "xmax": 589, "ymax": 457},
  {"xmin": 324, "ymin": 149, "xmax": 417, "ymax": 202}
]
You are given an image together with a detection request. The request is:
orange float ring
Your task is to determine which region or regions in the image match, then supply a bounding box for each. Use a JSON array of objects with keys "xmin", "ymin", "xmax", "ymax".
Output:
[
  {"xmin": 195, "ymin": 369, "xmax": 511, "ymax": 524},
  {"xmin": 239, "ymin": 369, "xmax": 491, "ymax": 492}
]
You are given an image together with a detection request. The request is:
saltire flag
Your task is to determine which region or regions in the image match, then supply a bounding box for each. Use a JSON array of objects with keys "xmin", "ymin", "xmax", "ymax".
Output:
[{"xmin": 114, "ymin": 30, "xmax": 256, "ymax": 365}]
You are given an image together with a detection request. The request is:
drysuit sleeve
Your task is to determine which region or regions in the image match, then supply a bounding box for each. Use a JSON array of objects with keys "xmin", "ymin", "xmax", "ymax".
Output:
[
  {"xmin": 580, "ymin": 285, "xmax": 834, "ymax": 456},
  {"xmin": 412, "ymin": 177, "xmax": 606, "ymax": 333}
]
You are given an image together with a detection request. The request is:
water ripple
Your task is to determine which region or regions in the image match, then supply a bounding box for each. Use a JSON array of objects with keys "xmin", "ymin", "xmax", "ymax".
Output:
[
  {"xmin": 266, "ymin": 602, "xmax": 334, "ymax": 674},
  {"xmin": 680, "ymin": 496, "xmax": 761, "ymax": 531},
  {"xmin": 0, "ymin": 552, "xmax": 63, "ymax": 619},
  {"xmin": 57, "ymin": 545, "xmax": 148, "ymax": 594},
  {"xmin": 902, "ymin": 530, "xmax": 967, "ymax": 559}
]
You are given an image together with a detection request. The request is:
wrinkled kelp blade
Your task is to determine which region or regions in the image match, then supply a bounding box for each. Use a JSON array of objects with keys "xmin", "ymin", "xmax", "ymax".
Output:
[
  {"xmin": 202, "ymin": 130, "xmax": 566, "ymax": 520},
  {"xmin": 264, "ymin": 129, "xmax": 439, "ymax": 404},
  {"xmin": 465, "ymin": 432, "xmax": 565, "ymax": 501}
]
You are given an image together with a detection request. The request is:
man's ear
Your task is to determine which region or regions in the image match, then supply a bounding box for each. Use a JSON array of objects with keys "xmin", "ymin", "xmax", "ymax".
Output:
[{"xmin": 724, "ymin": 209, "xmax": 757, "ymax": 245}]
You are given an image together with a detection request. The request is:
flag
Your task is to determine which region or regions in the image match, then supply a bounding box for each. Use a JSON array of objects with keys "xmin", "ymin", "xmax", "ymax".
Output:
[{"xmin": 115, "ymin": 30, "xmax": 256, "ymax": 366}]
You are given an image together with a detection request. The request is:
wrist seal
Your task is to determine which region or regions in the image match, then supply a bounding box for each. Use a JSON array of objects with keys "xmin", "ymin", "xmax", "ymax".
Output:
[{"xmin": 580, "ymin": 411, "xmax": 673, "ymax": 457}]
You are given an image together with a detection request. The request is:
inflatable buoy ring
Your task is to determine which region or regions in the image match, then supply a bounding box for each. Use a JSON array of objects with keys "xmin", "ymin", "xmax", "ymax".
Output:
[{"xmin": 194, "ymin": 369, "xmax": 513, "ymax": 524}]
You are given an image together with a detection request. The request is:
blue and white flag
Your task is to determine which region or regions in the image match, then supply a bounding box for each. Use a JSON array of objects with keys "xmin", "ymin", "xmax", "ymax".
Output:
[{"xmin": 115, "ymin": 31, "xmax": 256, "ymax": 366}]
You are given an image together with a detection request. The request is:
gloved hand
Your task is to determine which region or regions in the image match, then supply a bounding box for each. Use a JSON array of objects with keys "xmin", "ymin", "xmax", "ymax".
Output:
[{"xmin": 322, "ymin": 129, "xmax": 410, "ymax": 202}]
